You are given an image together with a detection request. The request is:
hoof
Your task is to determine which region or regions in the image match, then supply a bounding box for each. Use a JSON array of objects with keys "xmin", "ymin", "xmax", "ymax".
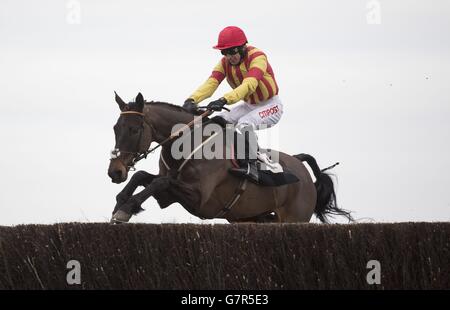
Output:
[
  {"xmin": 111, "ymin": 210, "xmax": 132, "ymax": 223},
  {"xmin": 110, "ymin": 217, "xmax": 125, "ymax": 224}
]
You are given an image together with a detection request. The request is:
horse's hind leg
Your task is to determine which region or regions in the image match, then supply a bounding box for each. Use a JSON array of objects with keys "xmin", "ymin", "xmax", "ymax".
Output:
[
  {"xmin": 229, "ymin": 211, "xmax": 280, "ymax": 223},
  {"xmin": 256, "ymin": 212, "xmax": 280, "ymax": 223},
  {"xmin": 276, "ymin": 195, "xmax": 316, "ymax": 223}
]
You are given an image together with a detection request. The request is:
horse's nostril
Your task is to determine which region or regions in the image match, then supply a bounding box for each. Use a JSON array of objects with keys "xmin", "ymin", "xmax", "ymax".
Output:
[
  {"xmin": 109, "ymin": 169, "xmax": 121, "ymax": 180},
  {"xmin": 113, "ymin": 170, "xmax": 122, "ymax": 179}
]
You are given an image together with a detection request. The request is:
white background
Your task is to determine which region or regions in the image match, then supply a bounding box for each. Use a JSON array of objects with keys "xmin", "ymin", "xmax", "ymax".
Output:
[{"xmin": 1, "ymin": 0, "xmax": 449, "ymax": 225}]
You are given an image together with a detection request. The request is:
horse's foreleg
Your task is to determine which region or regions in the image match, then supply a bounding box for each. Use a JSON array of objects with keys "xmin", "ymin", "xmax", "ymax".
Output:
[
  {"xmin": 113, "ymin": 171, "xmax": 157, "ymax": 214},
  {"xmin": 111, "ymin": 176, "xmax": 171, "ymax": 223}
]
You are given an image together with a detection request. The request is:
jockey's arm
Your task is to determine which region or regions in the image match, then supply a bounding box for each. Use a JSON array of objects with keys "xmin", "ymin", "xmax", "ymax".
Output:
[
  {"xmin": 223, "ymin": 55, "xmax": 268, "ymax": 105},
  {"xmin": 189, "ymin": 61, "xmax": 225, "ymax": 104},
  {"xmin": 222, "ymin": 77, "xmax": 258, "ymax": 104}
]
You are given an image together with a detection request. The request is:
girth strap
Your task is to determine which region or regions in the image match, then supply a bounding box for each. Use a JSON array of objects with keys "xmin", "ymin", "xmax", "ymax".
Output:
[
  {"xmin": 214, "ymin": 178, "xmax": 248, "ymax": 218},
  {"xmin": 159, "ymin": 130, "xmax": 248, "ymax": 219}
]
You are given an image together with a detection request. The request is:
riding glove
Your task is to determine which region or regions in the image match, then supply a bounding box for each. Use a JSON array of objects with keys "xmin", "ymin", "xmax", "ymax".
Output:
[{"xmin": 207, "ymin": 97, "xmax": 227, "ymax": 111}]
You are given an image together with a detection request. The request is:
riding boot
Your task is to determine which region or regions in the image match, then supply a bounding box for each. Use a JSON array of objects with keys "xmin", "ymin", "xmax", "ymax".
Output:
[{"xmin": 229, "ymin": 125, "xmax": 260, "ymax": 183}]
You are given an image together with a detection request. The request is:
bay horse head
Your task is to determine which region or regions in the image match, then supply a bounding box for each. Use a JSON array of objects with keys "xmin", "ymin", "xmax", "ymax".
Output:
[{"xmin": 108, "ymin": 92, "xmax": 153, "ymax": 183}]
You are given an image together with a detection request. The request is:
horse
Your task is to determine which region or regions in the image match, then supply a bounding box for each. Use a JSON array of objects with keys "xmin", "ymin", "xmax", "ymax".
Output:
[{"xmin": 107, "ymin": 92, "xmax": 353, "ymax": 223}]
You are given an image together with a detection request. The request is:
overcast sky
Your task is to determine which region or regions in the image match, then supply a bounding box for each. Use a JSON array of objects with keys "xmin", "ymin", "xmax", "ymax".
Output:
[{"xmin": 1, "ymin": 0, "xmax": 449, "ymax": 225}]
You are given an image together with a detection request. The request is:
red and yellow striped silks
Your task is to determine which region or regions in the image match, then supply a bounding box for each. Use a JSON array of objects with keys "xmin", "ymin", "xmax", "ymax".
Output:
[{"xmin": 190, "ymin": 46, "xmax": 279, "ymax": 105}]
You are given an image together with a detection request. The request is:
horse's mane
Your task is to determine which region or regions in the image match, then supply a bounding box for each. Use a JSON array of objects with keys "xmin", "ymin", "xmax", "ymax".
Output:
[
  {"xmin": 144, "ymin": 100, "xmax": 188, "ymax": 113},
  {"xmin": 125, "ymin": 98, "xmax": 202, "ymax": 116},
  {"xmin": 144, "ymin": 100, "xmax": 203, "ymax": 116}
]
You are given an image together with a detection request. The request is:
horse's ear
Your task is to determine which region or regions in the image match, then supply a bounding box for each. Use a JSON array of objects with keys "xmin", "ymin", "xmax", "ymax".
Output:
[
  {"xmin": 135, "ymin": 92, "xmax": 144, "ymax": 112},
  {"xmin": 114, "ymin": 91, "xmax": 127, "ymax": 111}
]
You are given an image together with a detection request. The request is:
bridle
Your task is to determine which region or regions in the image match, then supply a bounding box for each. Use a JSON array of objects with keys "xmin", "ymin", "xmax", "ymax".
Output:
[
  {"xmin": 110, "ymin": 111, "xmax": 148, "ymax": 171},
  {"xmin": 110, "ymin": 108, "xmax": 217, "ymax": 171}
]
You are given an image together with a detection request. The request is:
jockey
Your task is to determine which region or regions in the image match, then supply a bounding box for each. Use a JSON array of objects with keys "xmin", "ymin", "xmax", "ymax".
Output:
[{"xmin": 183, "ymin": 26, "xmax": 283, "ymax": 183}]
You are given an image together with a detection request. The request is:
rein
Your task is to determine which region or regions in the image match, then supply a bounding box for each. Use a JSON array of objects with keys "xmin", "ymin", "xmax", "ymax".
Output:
[
  {"xmin": 133, "ymin": 109, "xmax": 213, "ymax": 165},
  {"xmin": 113, "ymin": 108, "xmax": 213, "ymax": 170}
]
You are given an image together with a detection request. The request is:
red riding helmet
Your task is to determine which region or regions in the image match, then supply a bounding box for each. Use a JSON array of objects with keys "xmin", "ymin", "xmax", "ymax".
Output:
[{"xmin": 213, "ymin": 26, "xmax": 248, "ymax": 50}]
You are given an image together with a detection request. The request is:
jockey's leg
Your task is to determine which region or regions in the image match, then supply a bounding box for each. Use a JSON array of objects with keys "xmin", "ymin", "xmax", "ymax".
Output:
[
  {"xmin": 237, "ymin": 95, "xmax": 284, "ymax": 129},
  {"xmin": 229, "ymin": 123, "xmax": 260, "ymax": 183},
  {"xmin": 216, "ymin": 101, "xmax": 251, "ymax": 124},
  {"xmin": 228, "ymin": 96, "xmax": 284, "ymax": 183}
]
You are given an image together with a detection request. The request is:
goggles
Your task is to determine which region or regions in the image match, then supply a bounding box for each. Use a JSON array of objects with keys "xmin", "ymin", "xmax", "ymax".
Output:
[{"xmin": 221, "ymin": 46, "xmax": 240, "ymax": 56}]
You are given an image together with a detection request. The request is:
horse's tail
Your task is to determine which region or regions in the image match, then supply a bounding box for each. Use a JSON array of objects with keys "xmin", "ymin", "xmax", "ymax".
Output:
[{"xmin": 294, "ymin": 153, "xmax": 354, "ymax": 223}]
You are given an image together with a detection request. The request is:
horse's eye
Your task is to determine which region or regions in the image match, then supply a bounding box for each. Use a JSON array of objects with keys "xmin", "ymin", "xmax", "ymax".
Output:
[{"xmin": 129, "ymin": 127, "xmax": 139, "ymax": 134}]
